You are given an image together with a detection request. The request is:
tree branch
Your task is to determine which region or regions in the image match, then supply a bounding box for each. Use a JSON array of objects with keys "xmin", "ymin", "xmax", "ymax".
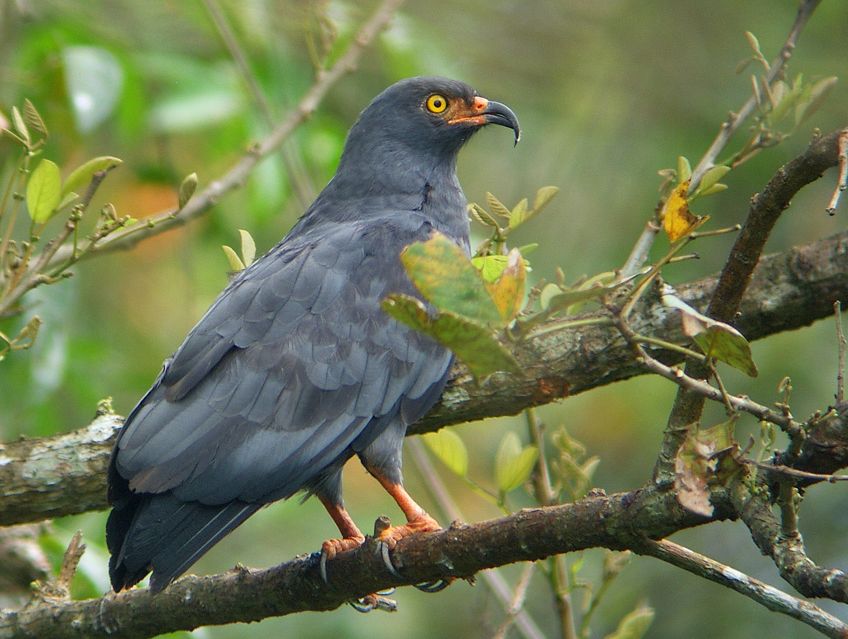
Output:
[
  {"xmin": 654, "ymin": 127, "xmax": 844, "ymax": 483},
  {"xmin": 636, "ymin": 538, "xmax": 848, "ymax": 639},
  {"xmin": 3, "ymin": 220, "xmax": 848, "ymax": 526},
  {"xmin": 37, "ymin": 0, "xmax": 403, "ymax": 269},
  {"xmin": 0, "ymin": 483, "xmax": 719, "ymax": 639}
]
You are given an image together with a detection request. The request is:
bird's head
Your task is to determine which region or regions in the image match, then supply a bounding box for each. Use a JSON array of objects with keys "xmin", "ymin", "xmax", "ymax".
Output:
[{"xmin": 338, "ymin": 77, "xmax": 520, "ymax": 175}]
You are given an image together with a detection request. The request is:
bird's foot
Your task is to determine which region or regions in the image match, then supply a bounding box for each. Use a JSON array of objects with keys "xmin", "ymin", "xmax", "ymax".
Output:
[
  {"xmin": 375, "ymin": 513, "xmax": 441, "ymax": 549},
  {"xmin": 375, "ymin": 514, "xmax": 453, "ymax": 592},
  {"xmin": 319, "ymin": 534, "xmax": 365, "ymax": 583},
  {"xmin": 349, "ymin": 590, "xmax": 398, "ymax": 613}
]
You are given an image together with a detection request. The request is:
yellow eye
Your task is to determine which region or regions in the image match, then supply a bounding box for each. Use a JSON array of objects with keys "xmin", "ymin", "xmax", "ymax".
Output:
[{"xmin": 426, "ymin": 94, "xmax": 448, "ymax": 114}]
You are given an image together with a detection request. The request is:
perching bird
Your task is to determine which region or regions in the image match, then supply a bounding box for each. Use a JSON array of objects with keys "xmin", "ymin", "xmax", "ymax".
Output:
[{"xmin": 106, "ymin": 76, "xmax": 520, "ymax": 593}]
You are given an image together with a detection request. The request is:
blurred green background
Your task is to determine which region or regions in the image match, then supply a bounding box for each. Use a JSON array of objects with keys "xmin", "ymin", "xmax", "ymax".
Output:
[{"xmin": 1, "ymin": 1, "xmax": 847, "ymax": 637}]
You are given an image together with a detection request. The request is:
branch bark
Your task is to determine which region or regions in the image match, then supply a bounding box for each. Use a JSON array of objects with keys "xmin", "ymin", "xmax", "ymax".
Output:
[
  {"xmin": 0, "ymin": 483, "xmax": 719, "ymax": 639},
  {"xmin": 2, "ymin": 223, "xmax": 848, "ymax": 527}
]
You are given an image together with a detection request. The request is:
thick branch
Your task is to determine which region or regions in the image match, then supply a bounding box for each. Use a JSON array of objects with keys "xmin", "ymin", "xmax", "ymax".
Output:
[
  {"xmin": 3, "ymin": 224, "xmax": 848, "ymax": 526},
  {"xmin": 0, "ymin": 483, "xmax": 719, "ymax": 639},
  {"xmin": 733, "ymin": 478, "xmax": 848, "ymax": 603}
]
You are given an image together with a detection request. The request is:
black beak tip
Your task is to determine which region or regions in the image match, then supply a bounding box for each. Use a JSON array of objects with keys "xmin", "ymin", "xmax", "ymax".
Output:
[{"xmin": 482, "ymin": 100, "xmax": 521, "ymax": 147}]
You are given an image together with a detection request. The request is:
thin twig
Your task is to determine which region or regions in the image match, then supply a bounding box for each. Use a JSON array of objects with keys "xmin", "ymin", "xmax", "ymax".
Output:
[
  {"xmin": 620, "ymin": 0, "xmax": 822, "ymax": 278},
  {"xmin": 688, "ymin": 0, "xmax": 822, "ymax": 190},
  {"xmin": 40, "ymin": 0, "xmax": 404, "ymax": 270},
  {"xmin": 490, "ymin": 563, "xmax": 536, "ymax": 639},
  {"xmin": 825, "ymin": 129, "xmax": 847, "ymax": 215},
  {"xmin": 615, "ymin": 312, "xmax": 803, "ymax": 436},
  {"xmin": 202, "ymin": 0, "xmax": 315, "ymax": 207},
  {"xmin": 745, "ymin": 459, "xmax": 848, "ymax": 483},
  {"xmin": 525, "ymin": 408, "xmax": 578, "ymax": 639},
  {"xmin": 637, "ymin": 538, "xmax": 848, "ymax": 639},
  {"xmin": 835, "ymin": 300, "xmax": 846, "ymax": 404},
  {"xmin": 406, "ymin": 438, "xmax": 546, "ymax": 639}
]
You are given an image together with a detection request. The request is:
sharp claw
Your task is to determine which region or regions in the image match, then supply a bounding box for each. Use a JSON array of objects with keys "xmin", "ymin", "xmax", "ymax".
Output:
[
  {"xmin": 349, "ymin": 598, "xmax": 374, "ymax": 613},
  {"xmin": 349, "ymin": 593, "xmax": 398, "ymax": 613},
  {"xmin": 414, "ymin": 579, "xmax": 451, "ymax": 593},
  {"xmin": 319, "ymin": 550, "xmax": 329, "ymax": 584},
  {"xmin": 379, "ymin": 540, "xmax": 402, "ymax": 579}
]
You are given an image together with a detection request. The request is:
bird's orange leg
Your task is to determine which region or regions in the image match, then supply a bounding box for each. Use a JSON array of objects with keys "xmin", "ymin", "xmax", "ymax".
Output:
[
  {"xmin": 372, "ymin": 475, "xmax": 441, "ymax": 548},
  {"xmin": 318, "ymin": 495, "xmax": 365, "ymax": 561}
]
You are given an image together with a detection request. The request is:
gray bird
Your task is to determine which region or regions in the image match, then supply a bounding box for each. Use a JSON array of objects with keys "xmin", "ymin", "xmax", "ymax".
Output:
[{"xmin": 106, "ymin": 76, "xmax": 520, "ymax": 593}]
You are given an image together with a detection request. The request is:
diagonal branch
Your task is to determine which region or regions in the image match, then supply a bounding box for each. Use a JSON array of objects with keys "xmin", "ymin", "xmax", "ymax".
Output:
[
  {"xmin": 636, "ymin": 538, "xmax": 848, "ymax": 639},
  {"xmin": 39, "ymin": 0, "xmax": 403, "ymax": 269}
]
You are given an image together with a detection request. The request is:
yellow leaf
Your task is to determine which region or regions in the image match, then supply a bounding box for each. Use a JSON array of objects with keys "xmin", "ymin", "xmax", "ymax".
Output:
[
  {"xmin": 661, "ymin": 180, "xmax": 700, "ymax": 242},
  {"xmin": 485, "ymin": 249, "xmax": 526, "ymax": 321}
]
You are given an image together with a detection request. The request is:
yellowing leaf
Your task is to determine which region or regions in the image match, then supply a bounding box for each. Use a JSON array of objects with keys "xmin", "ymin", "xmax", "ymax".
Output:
[
  {"xmin": 222, "ymin": 245, "xmax": 245, "ymax": 271},
  {"xmin": 26, "ymin": 159, "xmax": 62, "ymax": 224},
  {"xmin": 382, "ymin": 294, "xmax": 520, "ymax": 379},
  {"xmin": 485, "ymin": 249, "xmax": 526, "ymax": 322},
  {"xmin": 674, "ymin": 418, "xmax": 740, "ymax": 517},
  {"xmin": 661, "ymin": 180, "xmax": 700, "ymax": 242},
  {"xmin": 401, "ymin": 232, "xmax": 502, "ymax": 325},
  {"xmin": 495, "ymin": 431, "xmax": 539, "ymax": 494},
  {"xmin": 421, "ymin": 429, "xmax": 468, "ymax": 476}
]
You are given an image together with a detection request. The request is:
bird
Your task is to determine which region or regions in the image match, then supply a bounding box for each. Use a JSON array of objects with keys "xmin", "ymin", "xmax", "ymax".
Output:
[{"xmin": 106, "ymin": 76, "xmax": 520, "ymax": 594}]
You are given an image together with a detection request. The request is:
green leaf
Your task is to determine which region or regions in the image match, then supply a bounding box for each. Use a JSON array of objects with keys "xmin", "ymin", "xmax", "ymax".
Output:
[
  {"xmin": 676, "ymin": 156, "xmax": 691, "ymax": 183},
  {"xmin": 421, "ymin": 429, "xmax": 468, "ymax": 476},
  {"xmin": 178, "ymin": 172, "xmax": 198, "ymax": 209},
  {"xmin": 400, "ymin": 232, "xmax": 502, "ymax": 325},
  {"xmin": 26, "ymin": 159, "xmax": 62, "ymax": 224},
  {"xmin": 63, "ymin": 156, "xmax": 123, "ymax": 197},
  {"xmin": 57, "ymin": 191, "xmax": 79, "ymax": 211},
  {"xmin": 692, "ymin": 325, "xmax": 758, "ymax": 377},
  {"xmin": 485, "ymin": 191, "xmax": 512, "ymax": 219},
  {"xmin": 10, "ymin": 106, "xmax": 30, "ymax": 147},
  {"xmin": 662, "ymin": 289, "xmax": 758, "ymax": 377},
  {"xmin": 495, "ymin": 431, "xmax": 539, "ymax": 494},
  {"xmin": 222, "ymin": 245, "xmax": 245, "ymax": 271},
  {"xmin": 698, "ymin": 183, "xmax": 728, "ymax": 197},
  {"xmin": 468, "ymin": 202, "xmax": 501, "ymax": 228},
  {"xmin": 472, "ymin": 254, "xmax": 512, "ymax": 283},
  {"xmin": 23, "ymin": 99, "xmax": 48, "ymax": 138},
  {"xmin": 382, "ymin": 294, "xmax": 520, "ymax": 379},
  {"xmin": 508, "ymin": 197, "xmax": 529, "ymax": 229},
  {"xmin": 239, "ymin": 229, "xmax": 256, "ymax": 267},
  {"xmin": 795, "ymin": 76, "xmax": 838, "ymax": 125},
  {"xmin": 697, "ymin": 165, "xmax": 730, "ymax": 194},
  {"xmin": 532, "ymin": 186, "xmax": 559, "ymax": 214},
  {"xmin": 604, "ymin": 606, "xmax": 655, "ymax": 639},
  {"xmin": 744, "ymin": 31, "xmax": 761, "ymax": 55}
]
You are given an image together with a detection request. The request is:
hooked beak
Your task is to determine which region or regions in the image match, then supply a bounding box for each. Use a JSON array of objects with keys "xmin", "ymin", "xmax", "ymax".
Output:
[{"xmin": 449, "ymin": 96, "xmax": 521, "ymax": 146}]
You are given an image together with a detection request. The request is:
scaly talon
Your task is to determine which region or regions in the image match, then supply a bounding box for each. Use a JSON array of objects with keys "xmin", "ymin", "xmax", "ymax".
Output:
[
  {"xmin": 414, "ymin": 578, "xmax": 453, "ymax": 593},
  {"xmin": 319, "ymin": 535, "xmax": 365, "ymax": 584}
]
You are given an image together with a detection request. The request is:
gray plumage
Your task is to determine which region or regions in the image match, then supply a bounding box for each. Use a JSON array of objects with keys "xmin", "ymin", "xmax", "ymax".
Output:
[{"xmin": 106, "ymin": 77, "xmax": 519, "ymax": 593}]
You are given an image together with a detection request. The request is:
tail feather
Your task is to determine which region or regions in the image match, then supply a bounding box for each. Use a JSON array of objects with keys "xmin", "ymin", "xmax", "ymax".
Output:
[{"xmin": 107, "ymin": 492, "xmax": 260, "ymax": 592}]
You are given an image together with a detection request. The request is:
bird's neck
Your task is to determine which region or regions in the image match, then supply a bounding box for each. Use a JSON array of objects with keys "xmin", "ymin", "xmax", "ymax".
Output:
[{"xmin": 315, "ymin": 143, "xmax": 469, "ymax": 241}]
